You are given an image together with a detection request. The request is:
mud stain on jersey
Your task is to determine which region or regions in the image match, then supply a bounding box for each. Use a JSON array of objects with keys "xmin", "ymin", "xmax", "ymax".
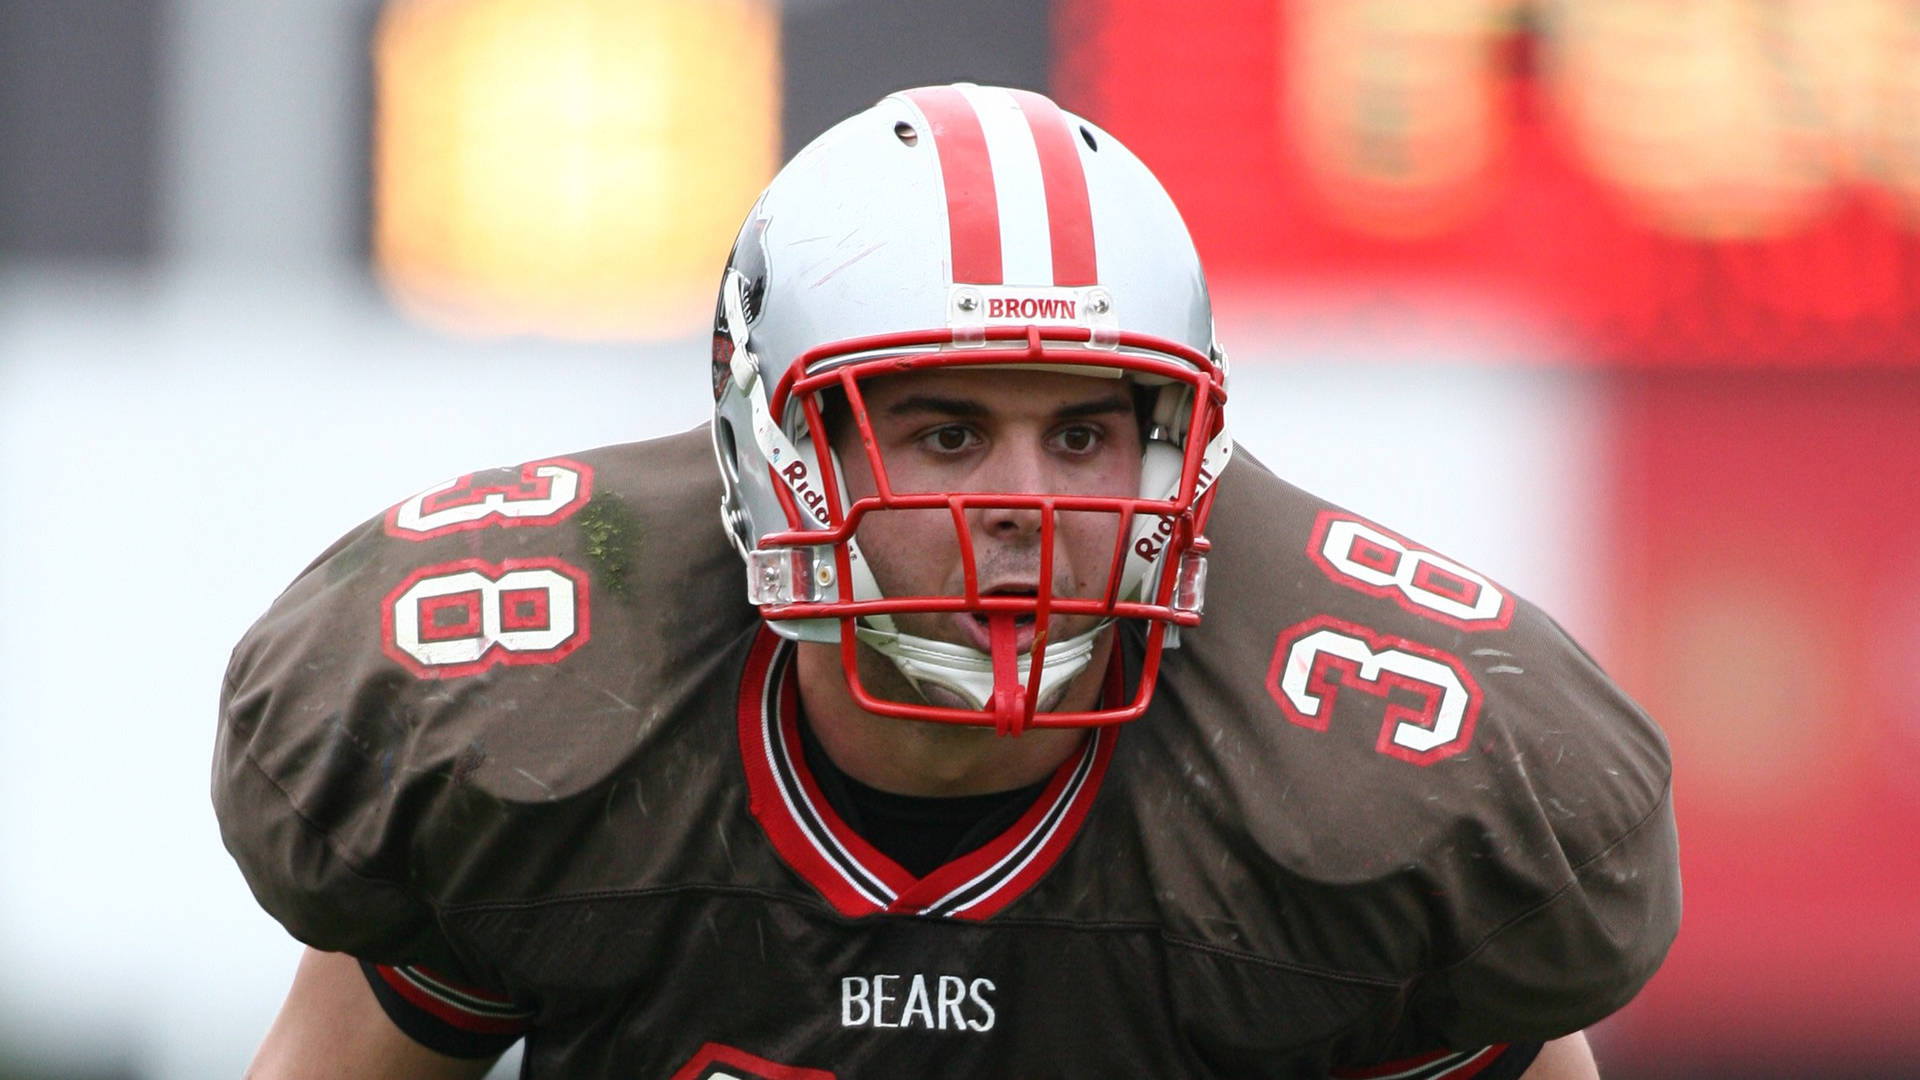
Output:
[
  {"xmin": 320, "ymin": 705, "xmax": 404, "ymax": 771},
  {"xmin": 452, "ymin": 739, "xmax": 488, "ymax": 786},
  {"xmin": 320, "ymin": 521, "xmax": 383, "ymax": 585},
  {"xmin": 574, "ymin": 491, "xmax": 638, "ymax": 600}
]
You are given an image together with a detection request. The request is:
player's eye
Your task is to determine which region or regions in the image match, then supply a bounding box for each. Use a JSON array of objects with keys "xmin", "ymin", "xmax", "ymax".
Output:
[
  {"xmin": 1048, "ymin": 423, "xmax": 1103, "ymax": 456},
  {"xmin": 919, "ymin": 424, "xmax": 982, "ymax": 454}
]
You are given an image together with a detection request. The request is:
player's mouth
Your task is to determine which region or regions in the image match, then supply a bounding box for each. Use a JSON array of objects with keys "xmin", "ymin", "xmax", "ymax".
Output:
[{"xmin": 961, "ymin": 585, "xmax": 1042, "ymax": 654}]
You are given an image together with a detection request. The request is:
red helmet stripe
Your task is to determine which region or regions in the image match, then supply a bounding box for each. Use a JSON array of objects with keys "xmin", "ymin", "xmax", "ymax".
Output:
[
  {"xmin": 904, "ymin": 86, "xmax": 1003, "ymax": 285},
  {"xmin": 1008, "ymin": 89, "xmax": 1099, "ymax": 287}
]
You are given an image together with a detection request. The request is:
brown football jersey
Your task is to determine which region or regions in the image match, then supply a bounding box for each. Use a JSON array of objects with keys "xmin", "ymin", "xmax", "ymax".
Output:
[{"xmin": 214, "ymin": 427, "xmax": 1679, "ymax": 1078}]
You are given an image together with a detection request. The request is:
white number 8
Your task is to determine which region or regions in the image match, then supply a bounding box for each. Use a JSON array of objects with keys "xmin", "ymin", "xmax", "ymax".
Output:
[
  {"xmin": 1311, "ymin": 512, "xmax": 1510, "ymax": 629},
  {"xmin": 381, "ymin": 558, "xmax": 590, "ymax": 678}
]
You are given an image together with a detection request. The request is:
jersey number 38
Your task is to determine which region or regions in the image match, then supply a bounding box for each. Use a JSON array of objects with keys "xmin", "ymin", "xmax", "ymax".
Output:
[{"xmin": 1267, "ymin": 512, "xmax": 1509, "ymax": 766}]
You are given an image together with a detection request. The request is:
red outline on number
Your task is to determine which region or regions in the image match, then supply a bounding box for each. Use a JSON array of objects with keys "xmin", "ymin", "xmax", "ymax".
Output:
[
  {"xmin": 497, "ymin": 586, "xmax": 550, "ymax": 632},
  {"xmin": 383, "ymin": 457, "xmax": 595, "ymax": 540},
  {"xmin": 1265, "ymin": 614, "xmax": 1483, "ymax": 767},
  {"xmin": 380, "ymin": 556, "xmax": 591, "ymax": 680},
  {"xmin": 1410, "ymin": 558, "xmax": 1481, "ymax": 608},
  {"xmin": 416, "ymin": 590, "xmax": 483, "ymax": 642},
  {"xmin": 1305, "ymin": 510, "xmax": 1514, "ymax": 632},
  {"xmin": 1349, "ymin": 535, "xmax": 1400, "ymax": 575},
  {"xmin": 668, "ymin": 1042, "xmax": 838, "ymax": 1080}
]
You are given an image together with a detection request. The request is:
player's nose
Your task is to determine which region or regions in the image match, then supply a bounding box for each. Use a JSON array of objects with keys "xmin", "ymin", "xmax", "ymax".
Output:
[{"xmin": 977, "ymin": 438, "xmax": 1048, "ymax": 539}]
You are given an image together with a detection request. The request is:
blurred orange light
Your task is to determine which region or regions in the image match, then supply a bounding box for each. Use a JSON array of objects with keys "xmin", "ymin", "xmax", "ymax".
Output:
[
  {"xmin": 1287, "ymin": 0, "xmax": 1518, "ymax": 240},
  {"xmin": 374, "ymin": 0, "xmax": 779, "ymax": 340}
]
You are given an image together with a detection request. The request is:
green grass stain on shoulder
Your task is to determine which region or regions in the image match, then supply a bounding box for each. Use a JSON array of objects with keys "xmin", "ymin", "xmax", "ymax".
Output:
[
  {"xmin": 321, "ymin": 520, "xmax": 384, "ymax": 585},
  {"xmin": 575, "ymin": 491, "xmax": 639, "ymax": 599}
]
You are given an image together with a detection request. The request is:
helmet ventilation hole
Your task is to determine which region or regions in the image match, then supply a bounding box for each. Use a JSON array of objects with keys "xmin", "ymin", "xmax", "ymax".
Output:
[
  {"xmin": 894, "ymin": 122, "xmax": 919, "ymax": 147},
  {"xmin": 715, "ymin": 417, "xmax": 743, "ymax": 486},
  {"xmin": 1080, "ymin": 125, "xmax": 1099, "ymax": 151}
]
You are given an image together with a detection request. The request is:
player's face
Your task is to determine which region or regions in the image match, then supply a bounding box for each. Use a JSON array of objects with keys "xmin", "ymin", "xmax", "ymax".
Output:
[{"xmin": 832, "ymin": 367, "xmax": 1143, "ymax": 669}]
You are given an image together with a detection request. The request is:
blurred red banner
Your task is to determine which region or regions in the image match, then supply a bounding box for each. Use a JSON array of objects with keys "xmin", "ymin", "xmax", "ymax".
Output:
[
  {"xmin": 1600, "ymin": 369, "xmax": 1920, "ymax": 1073},
  {"xmin": 1053, "ymin": 5, "xmax": 1920, "ymax": 1073}
]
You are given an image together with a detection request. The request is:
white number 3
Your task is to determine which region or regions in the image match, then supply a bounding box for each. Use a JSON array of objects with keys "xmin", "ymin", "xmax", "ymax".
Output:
[{"xmin": 1267, "ymin": 616, "xmax": 1482, "ymax": 765}]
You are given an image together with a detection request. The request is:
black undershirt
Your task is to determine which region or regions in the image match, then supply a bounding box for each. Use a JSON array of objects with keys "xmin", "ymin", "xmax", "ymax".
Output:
[{"xmin": 796, "ymin": 715, "xmax": 1052, "ymax": 878}]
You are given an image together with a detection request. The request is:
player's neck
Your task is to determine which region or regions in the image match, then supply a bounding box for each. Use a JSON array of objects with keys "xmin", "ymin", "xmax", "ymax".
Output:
[{"xmin": 793, "ymin": 636, "xmax": 1108, "ymax": 798}]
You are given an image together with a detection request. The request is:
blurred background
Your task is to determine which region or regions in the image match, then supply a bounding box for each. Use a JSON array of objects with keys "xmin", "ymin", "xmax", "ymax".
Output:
[{"xmin": 1, "ymin": 0, "xmax": 1915, "ymax": 1076}]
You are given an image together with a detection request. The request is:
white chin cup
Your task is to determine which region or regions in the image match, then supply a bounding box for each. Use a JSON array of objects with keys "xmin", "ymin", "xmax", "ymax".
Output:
[{"xmin": 852, "ymin": 621, "xmax": 1102, "ymax": 712}]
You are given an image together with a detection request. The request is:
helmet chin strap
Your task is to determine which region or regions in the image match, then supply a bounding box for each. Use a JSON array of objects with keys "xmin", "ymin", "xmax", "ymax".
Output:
[{"xmin": 852, "ymin": 618, "xmax": 1103, "ymax": 731}]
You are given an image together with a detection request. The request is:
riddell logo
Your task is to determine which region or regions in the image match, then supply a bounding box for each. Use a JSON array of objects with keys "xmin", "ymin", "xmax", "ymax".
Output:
[
  {"xmin": 779, "ymin": 459, "xmax": 832, "ymax": 526},
  {"xmin": 1134, "ymin": 515, "xmax": 1176, "ymax": 561},
  {"xmin": 986, "ymin": 296, "xmax": 1076, "ymax": 320}
]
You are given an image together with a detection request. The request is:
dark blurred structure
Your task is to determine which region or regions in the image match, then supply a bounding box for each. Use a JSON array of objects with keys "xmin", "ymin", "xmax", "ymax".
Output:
[
  {"xmin": 0, "ymin": 0, "xmax": 162, "ymax": 258},
  {"xmin": 780, "ymin": 0, "xmax": 1050, "ymax": 155}
]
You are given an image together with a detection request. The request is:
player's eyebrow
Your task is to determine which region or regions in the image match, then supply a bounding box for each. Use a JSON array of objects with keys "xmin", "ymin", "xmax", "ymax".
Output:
[
  {"xmin": 884, "ymin": 393, "xmax": 1134, "ymax": 421},
  {"xmin": 1053, "ymin": 394, "xmax": 1136, "ymax": 421},
  {"xmin": 885, "ymin": 394, "xmax": 989, "ymax": 419}
]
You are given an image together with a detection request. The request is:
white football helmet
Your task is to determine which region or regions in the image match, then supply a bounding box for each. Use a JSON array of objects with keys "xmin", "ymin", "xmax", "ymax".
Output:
[{"xmin": 711, "ymin": 84, "xmax": 1230, "ymax": 735}]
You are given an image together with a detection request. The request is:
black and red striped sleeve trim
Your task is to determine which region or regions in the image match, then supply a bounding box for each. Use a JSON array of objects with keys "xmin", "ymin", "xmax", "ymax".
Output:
[
  {"xmin": 1332, "ymin": 1042, "xmax": 1543, "ymax": 1080},
  {"xmin": 359, "ymin": 960, "xmax": 534, "ymax": 1059}
]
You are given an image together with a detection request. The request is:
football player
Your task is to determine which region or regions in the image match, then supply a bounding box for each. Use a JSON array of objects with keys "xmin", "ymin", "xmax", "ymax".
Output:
[{"xmin": 218, "ymin": 84, "xmax": 1678, "ymax": 1079}]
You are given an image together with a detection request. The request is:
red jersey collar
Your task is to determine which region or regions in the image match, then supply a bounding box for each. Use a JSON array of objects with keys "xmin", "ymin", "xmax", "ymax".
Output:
[{"xmin": 737, "ymin": 627, "xmax": 1117, "ymax": 920}]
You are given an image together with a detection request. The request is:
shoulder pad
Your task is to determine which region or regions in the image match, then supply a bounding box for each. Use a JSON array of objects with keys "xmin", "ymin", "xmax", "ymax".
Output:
[
  {"xmin": 214, "ymin": 428, "xmax": 760, "ymax": 957},
  {"xmin": 1147, "ymin": 449, "xmax": 1680, "ymax": 1037}
]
